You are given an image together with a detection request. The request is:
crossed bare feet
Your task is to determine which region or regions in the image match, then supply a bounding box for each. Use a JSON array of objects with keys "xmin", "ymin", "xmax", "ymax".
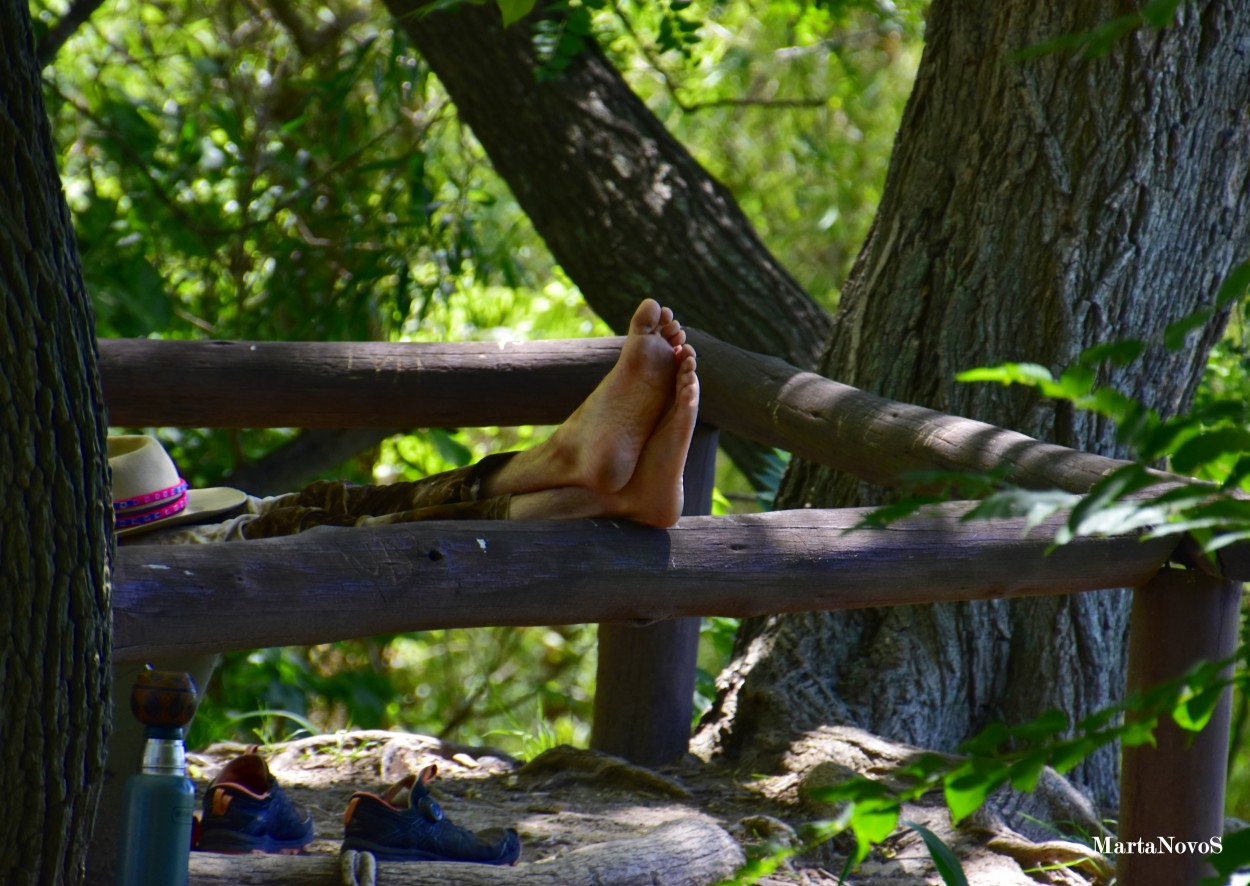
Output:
[
  {"xmin": 547, "ymin": 298, "xmax": 690, "ymax": 494},
  {"xmin": 598, "ymin": 343, "xmax": 699, "ymax": 527},
  {"xmin": 485, "ymin": 299, "xmax": 700, "ymax": 528}
]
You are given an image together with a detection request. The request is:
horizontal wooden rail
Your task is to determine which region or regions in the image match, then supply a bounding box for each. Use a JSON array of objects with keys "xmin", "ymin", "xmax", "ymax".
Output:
[
  {"xmin": 113, "ymin": 503, "xmax": 1178, "ymax": 662},
  {"xmin": 100, "ymin": 337, "xmax": 619, "ymax": 429},
  {"xmin": 688, "ymin": 334, "xmax": 1165, "ymax": 496},
  {"xmin": 98, "ymin": 332, "xmax": 1162, "ymax": 495}
]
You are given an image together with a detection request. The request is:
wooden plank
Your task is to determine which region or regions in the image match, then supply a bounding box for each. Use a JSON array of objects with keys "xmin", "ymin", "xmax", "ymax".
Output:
[
  {"xmin": 592, "ymin": 425, "xmax": 717, "ymax": 764},
  {"xmin": 188, "ymin": 818, "xmax": 742, "ymax": 885},
  {"xmin": 97, "ymin": 332, "xmax": 1151, "ymax": 493},
  {"xmin": 113, "ymin": 504, "xmax": 1178, "ymax": 663},
  {"xmin": 687, "ymin": 332, "xmax": 1163, "ymax": 496},
  {"xmin": 1117, "ymin": 569, "xmax": 1240, "ymax": 886},
  {"xmin": 99, "ymin": 337, "xmax": 619, "ymax": 429}
]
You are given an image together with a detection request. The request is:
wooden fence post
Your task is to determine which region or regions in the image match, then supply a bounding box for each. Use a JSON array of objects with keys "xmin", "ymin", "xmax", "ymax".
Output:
[
  {"xmin": 1118, "ymin": 567, "xmax": 1240, "ymax": 886},
  {"xmin": 590, "ymin": 424, "xmax": 719, "ymax": 765}
]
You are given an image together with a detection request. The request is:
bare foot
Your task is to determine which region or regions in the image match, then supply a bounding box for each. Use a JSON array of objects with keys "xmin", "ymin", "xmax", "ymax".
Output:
[
  {"xmin": 605, "ymin": 344, "xmax": 699, "ymax": 527},
  {"xmin": 543, "ymin": 298, "xmax": 687, "ymax": 494}
]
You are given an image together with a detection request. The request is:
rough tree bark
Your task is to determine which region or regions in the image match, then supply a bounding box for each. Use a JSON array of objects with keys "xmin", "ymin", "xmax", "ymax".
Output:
[
  {"xmin": 1, "ymin": 4, "xmax": 112, "ymax": 884},
  {"xmin": 695, "ymin": 1, "xmax": 1250, "ymax": 807}
]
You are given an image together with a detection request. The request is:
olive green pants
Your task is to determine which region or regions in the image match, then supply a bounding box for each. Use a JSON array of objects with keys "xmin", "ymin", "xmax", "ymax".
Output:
[{"xmin": 239, "ymin": 451, "xmax": 516, "ymax": 538}]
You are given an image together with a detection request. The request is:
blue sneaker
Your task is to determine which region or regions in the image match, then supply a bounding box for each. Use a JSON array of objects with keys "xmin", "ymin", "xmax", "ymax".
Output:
[
  {"xmin": 341, "ymin": 765, "xmax": 520, "ymax": 864},
  {"xmin": 196, "ymin": 750, "xmax": 314, "ymax": 854}
]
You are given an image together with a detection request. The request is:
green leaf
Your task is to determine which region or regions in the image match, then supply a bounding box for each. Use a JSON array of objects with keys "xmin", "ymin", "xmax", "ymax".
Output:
[
  {"xmin": 1192, "ymin": 400, "xmax": 1250, "ymax": 426},
  {"xmin": 1012, "ymin": 13, "xmax": 1139, "ymax": 61},
  {"xmin": 810, "ymin": 780, "xmax": 900, "ymax": 863},
  {"xmin": 1078, "ymin": 339, "xmax": 1146, "ymax": 367},
  {"xmin": 850, "ymin": 798, "xmax": 900, "ymax": 862},
  {"xmin": 956, "ymin": 362, "xmax": 1055, "ymax": 389},
  {"xmin": 896, "ymin": 468, "xmax": 1010, "ymax": 498},
  {"xmin": 810, "ymin": 774, "xmax": 895, "ymax": 807},
  {"xmin": 497, "ymin": 0, "xmax": 536, "ymax": 26},
  {"xmin": 1066, "ymin": 464, "xmax": 1158, "ymax": 539},
  {"xmin": 98, "ymin": 98, "xmax": 161, "ymax": 163},
  {"xmin": 1056, "ymin": 364, "xmax": 1096, "ymax": 399},
  {"xmin": 895, "ymin": 752, "xmax": 952, "ymax": 781},
  {"xmin": 1114, "ymin": 400, "xmax": 1161, "ymax": 452},
  {"xmin": 901, "ymin": 821, "xmax": 970, "ymax": 886},
  {"xmin": 1215, "ymin": 260, "xmax": 1250, "ymax": 308},
  {"xmin": 1075, "ymin": 706, "xmax": 1119, "ymax": 735},
  {"xmin": 1140, "ymin": 0, "xmax": 1184, "ymax": 27},
  {"xmin": 1164, "ymin": 309, "xmax": 1214, "ymax": 350},
  {"xmin": 1140, "ymin": 414, "xmax": 1205, "ymax": 460},
  {"xmin": 429, "ymin": 429, "xmax": 473, "ymax": 467},
  {"xmin": 943, "ymin": 759, "xmax": 1007, "ymax": 823},
  {"xmin": 957, "ymin": 721, "xmax": 1008, "ymax": 757},
  {"xmin": 1071, "ymin": 501, "xmax": 1173, "ymax": 538},
  {"xmin": 1203, "ymin": 824, "xmax": 1250, "ymax": 876},
  {"xmin": 1146, "ymin": 511, "xmax": 1250, "ymax": 541},
  {"xmin": 1171, "ymin": 428, "xmax": 1250, "ymax": 475},
  {"xmin": 1204, "ymin": 528, "xmax": 1250, "ymax": 553},
  {"xmin": 1118, "ymin": 718, "xmax": 1159, "ymax": 749},
  {"xmin": 852, "ymin": 496, "xmax": 945, "ymax": 530},
  {"xmin": 1089, "ymin": 386, "xmax": 1145, "ymax": 422},
  {"xmin": 1173, "ymin": 683, "xmax": 1225, "ymax": 732},
  {"xmin": 1048, "ymin": 734, "xmax": 1112, "ymax": 773},
  {"xmin": 962, "ymin": 489, "xmax": 1077, "ymax": 532},
  {"xmin": 76, "ymin": 195, "xmax": 119, "ymax": 244},
  {"xmin": 1007, "ymin": 750, "xmax": 1050, "ymax": 793}
]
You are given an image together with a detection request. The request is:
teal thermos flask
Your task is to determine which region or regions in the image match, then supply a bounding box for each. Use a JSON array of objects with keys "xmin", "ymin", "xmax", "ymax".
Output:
[{"xmin": 115, "ymin": 669, "xmax": 198, "ymax": 886}]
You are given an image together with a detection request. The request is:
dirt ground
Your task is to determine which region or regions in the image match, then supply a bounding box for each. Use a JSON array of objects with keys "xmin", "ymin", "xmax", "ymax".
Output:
[{"xmin": 188, "ymin": 727, "xmax": 1111, "ymax": 885}]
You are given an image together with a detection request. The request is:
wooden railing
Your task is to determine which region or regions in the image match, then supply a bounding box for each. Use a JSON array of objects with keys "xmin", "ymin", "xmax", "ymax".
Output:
[{"xmin": 101, "ymin": 331, "xmax": 1245, "ymax": 886}]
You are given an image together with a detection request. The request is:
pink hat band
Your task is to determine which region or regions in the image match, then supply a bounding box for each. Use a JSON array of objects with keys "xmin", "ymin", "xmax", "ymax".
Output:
[{"xmin": 112, "ymin": 478, "xmax": 190, "ymax": 530}]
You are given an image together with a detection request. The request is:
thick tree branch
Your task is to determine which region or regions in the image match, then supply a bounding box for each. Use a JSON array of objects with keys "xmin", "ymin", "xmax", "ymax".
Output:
[
  {"xmin": 35, "ymin": 0, "xmax": 106, "ymax": 68},
  {"xmin": 386, "ymin": 0, "xmax": 831, "ymax": 369}
]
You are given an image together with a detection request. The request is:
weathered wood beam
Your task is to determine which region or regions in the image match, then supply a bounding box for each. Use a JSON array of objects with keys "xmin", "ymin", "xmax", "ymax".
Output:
[
  {"xmin": 113, "ymin": 504, "xmax": 1178, "ymax": 663},
  {"xmin": 687, "ymin": 333, "xmax": 1158, "ymax": 496},
  {"xmin": 188, "ymin": 818, "xmax": 743, "ymax": 885},
  {"xmin": 1118, "ymin": 569, "xmax": 1240, "ymax": 886},
  {"xmin": 98, "ymin": 337, "xmax": 619, "ymax": 430},
  {"xmin": 98, "ymin": 333, "xmax": 1159, "ymax": 495}
]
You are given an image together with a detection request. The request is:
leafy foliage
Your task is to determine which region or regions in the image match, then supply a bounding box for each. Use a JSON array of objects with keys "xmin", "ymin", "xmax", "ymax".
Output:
[
  {"xmin": 902, "ymin": 821, "xmax": 969, "ymax": 886},
  {"xmin": 854, "ymin": 261, "xmax": 1250, "ymax": 559},
  {"xmin": 958, "ymin": 266, "xmax": 1250, "ymax": 555},
  {"xmin": 796, "ymin": 655, "xmax": 1236, "ymax": 876},
  {"xmin": 605, "ymin": 0, "xmax": 924, "ymax": 306}
]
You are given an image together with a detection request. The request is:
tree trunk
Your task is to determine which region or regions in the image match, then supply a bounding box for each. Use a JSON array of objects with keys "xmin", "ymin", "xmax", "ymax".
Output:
[
  {"xmin": 0, "ymin": 5, "xmax": 112, "ymax": 884},
  {"xmin": 696, "ymin": 0, "xmax": 1250, "ymax": 808},
  {"xmin": 386, "ymin": 0, "xmax": 831, "ymax": 366}
]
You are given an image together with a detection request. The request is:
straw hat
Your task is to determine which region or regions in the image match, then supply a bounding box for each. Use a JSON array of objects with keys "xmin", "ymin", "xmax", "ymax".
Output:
[{"xmin": 108, "ymin": 436, "xmax": 247, "ymax": 538}]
